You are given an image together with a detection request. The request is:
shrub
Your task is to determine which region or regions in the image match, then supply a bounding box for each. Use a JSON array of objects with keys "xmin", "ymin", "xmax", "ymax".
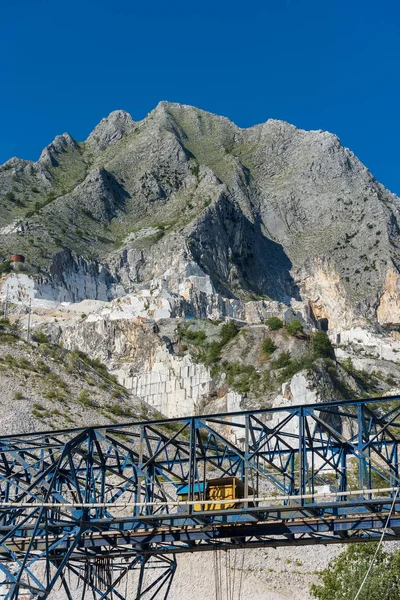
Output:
[
  {"xmin": 179, "ymin": 327, "xmax": 206, "ymax": 345},
  {"xmin": 311, "ymin": 543, "xmax": 400, "ymax": 600},
  {"xmin": 340, "ymin": 356, "xmax": 381, "ymax": 396},
  {"xmin": 313, "ymin": 332, "xmax": 335, "ymax": 359},
  {"xmin": 286, "ymin": 319, "xmax": 303, "ymax": 336},
  {"xmin": 43, "ymin": 388, "xmax": 66, "ymax": 402},
  {"xmin": 45, "ymin": 372, "xmax": 68, "ymax": 390},
  {"xmin": 271, "ymin": 351, "xmax": 291, "ymax": 369},
  {"xmin": 196, "ymin": 321, "xmax": 240, "ymax": 366},
  {"xmin": 32, "ymin": 331, "xmax": 49, "ymax": 344},
  {"xmin": 386, "ymin": 374, "xmax": 397, "ymax": 387},
  {"xmin": 36, "ymin": 360, "xmax": 50, "ymax": 374},
  {"xmin": 13, "ymin": 391, "xmax": 23, "ymax": 400},
  {"xmin": 219, "ymin": 321, "xmax": 239, "ymax": 344},
  {"xmin": 261, "ymin": 337, "xmax": 277, "ymax": 355},
  {"xmin": 0, "ymin": 317, "xmax": 20, "ymax": 340},
  {"xmin": 0, "ymin": 260, "xmax": 12, "ymax": 275},
  {"xmin": 19, "ymin": 357, "xmax": 34, "ymax": 370},
  {"xmin": 5, "ymin": 354, "xmax": 18, "ymax": 367},
  {"xmin": 73, "ymin": 351, "xmax": 116, "ymax": 382},
  {"xmin": 224, "ymin": 363, "xmax": 260, "ymax": 395},
  {"xmin": 77, "ymin": 389, "xmax": 96, "ymax": 408},
  {"xmin": 219, "ymin": 361, "xmax": 273, "ymax": 396},
  {"xmin": 105, "ymin": 403, "xmax": 134, "ymax": 417},
  {"xmin": 198, "ymin": 341, "xmax": 222, "ymax": 365},
  {"xmin": 313, "ymin": 331, "xmax": 335, "ymax": 359},
  {"xmin": 32, "ymin": 409, "xmax": 44, "ymax": 419},
  {"xmin": 266, "ymin": 317, "xmax": 283, "ymax": 331},
  {"xmin": 5, "ymin": 191, "xmax": 16, "ymax": 202},
  {"xmin": 341, "ymin": 357, "xmax": 354, "ymax": 372},
  {"xmin": 278, "ymin": 355, "xmax": 315, "ymax": 382},
  {"xmin": 9, "ymin": 320, "xmax": 21, "ymax": 336}
]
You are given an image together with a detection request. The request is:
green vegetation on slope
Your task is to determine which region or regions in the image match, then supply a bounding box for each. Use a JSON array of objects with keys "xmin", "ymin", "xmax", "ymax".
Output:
[
  {"xmin": 178, "ymin": 320, "xmax": 340, "ymax": 398},
  {"xmin": 0, "ymin": 318, "xmax": 136, "ymax": 427},
  {"xmin": 311, "ymin": 543, "xmax": 400, "ymax": 600}
]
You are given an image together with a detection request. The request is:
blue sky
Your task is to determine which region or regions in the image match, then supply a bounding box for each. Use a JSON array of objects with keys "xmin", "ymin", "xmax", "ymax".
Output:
[{"xmin": 1, "ymin": 0, "xmax": 399, "ymax": 193}]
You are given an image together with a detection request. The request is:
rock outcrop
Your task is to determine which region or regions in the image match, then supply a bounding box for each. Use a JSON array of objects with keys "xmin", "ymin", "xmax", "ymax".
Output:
[{"xmin": 86, "ymin": 110, "xmax": 135, "ymax": 151}]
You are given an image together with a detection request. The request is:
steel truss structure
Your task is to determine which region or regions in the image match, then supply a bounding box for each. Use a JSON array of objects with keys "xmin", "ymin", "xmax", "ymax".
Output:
[{"xmin": 1, "ymin": 395, "xmax": 400, "ymax": 598}]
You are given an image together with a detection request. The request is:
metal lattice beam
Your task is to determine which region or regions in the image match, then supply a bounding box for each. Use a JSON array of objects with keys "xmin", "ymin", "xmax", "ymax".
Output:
[{"xmin": 1, "ymin": 395, "xmax": 400, "ymax": 598}]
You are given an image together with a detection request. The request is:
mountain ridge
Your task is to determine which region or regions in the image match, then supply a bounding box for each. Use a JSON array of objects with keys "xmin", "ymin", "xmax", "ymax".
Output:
[{"xmin": 1, "ymin": 101, "xmax": 400, "ymax": 332}]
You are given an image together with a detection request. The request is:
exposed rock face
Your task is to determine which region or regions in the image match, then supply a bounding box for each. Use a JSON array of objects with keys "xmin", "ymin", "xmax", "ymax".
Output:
[
  {"xmin": 297, "ymin": 257, "xmax": 357, "ymax": 330},
  {"xmin": 50, "ymin": 315, "xmax": 213, "ymax": 417},
  {"xmin": 187, "ymin": 195, "xmax": 299, "ymax": 302},
  {"xmin": 377, "ymin": 262, "xmax": 400, "ymax": 328},
  {"xmin": 1, "ymin": 102, "xmax": 400, "ymax": 330},
  {"xmin": 61, "ymin": 167, "xmax": 129, "ymax": 224},
  {"xmin": 39, "ymin": 133, "xmax": 78, "ymax": 167},
  {"xmin": 125, "ymin": 345, "xmax": 212, "ymax": 417},
  {"xmin": 48, "ymin": 249, "xmax": 115, "ymax": 300},
  {"xmin": 86, "ymin": 110, "xmax": 135, "ymax": 150},
  {"xmin": 3, "ymin": 251, "xmax": 114, "ymax": 304}
]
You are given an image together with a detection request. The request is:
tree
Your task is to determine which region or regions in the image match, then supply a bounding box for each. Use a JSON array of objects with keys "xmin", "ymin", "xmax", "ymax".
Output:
[
  {"xmin": 313, "ymin": 331, "xmax": 335, "ymax": 359},
  {"xmin": 32, "ymin": 331, "xmax": 49, "ymax": 344},
  {"xmin": 0, "ymin": 260, "xmax": 12, "ymax": 275},
  {"xmin": 271, "ymin": 351, "xmax": 291, "ymax": 369},
  {"xmin": 311, "ymin": 543, "xmax": 400, "ymax": 600},
  {"xmin": 266, "ymin": 317, "xmax": 283, "ymax": 331},
  {"xmin": 219, "ymin": 320, "xmax": 239, "ymax": 344},
  {"xmin": 5, "ymin": 191, "xmax": 15, "ymax": 203},
  {"xmin": 286, "ymin": 319, "xmax": 303, "ymax": 336},
  {"xmin": 261, "ymin": 337, "xmax": 277, "ymax": 355}
]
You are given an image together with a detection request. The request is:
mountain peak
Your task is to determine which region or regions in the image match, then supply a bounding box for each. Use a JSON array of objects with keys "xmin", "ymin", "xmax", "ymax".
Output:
[
  {"xmin": 86, "ymin": 110, "xmax": 135, "ymax": 150},
  {"xmin": 39, "ymin": 133, "xmax": 77, "ymax": 167},
  {"xmin": 0, "ymin": 156, "xmax": 32, "ymax": 171},
  {"xmin": 150, "ymin": 101, "xmax": 237, "ymax": 124}
]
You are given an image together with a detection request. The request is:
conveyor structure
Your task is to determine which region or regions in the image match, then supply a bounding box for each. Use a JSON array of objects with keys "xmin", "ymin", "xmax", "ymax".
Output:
[{"xmin": 1, "ymin": 395, "xmax": 400, "ymax": 598}]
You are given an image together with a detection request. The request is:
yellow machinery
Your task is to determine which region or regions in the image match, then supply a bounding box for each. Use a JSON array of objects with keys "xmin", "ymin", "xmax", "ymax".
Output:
[{"xmin": 177, "ymin": 477, "xmax": 251, "ymax": 511}]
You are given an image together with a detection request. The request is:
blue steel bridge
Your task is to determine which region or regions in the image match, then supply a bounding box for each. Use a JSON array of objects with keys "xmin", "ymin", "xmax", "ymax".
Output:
[{"xmin": 1, "ymin": 395, "xmax": 400, "ymax": 599}]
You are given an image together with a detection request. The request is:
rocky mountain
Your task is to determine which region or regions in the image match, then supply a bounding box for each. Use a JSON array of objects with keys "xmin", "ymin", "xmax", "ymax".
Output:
[
  {"xmin": 2, "ymin": 99, "xmax": 400, "ymax": 419},
  {"xmin": 1, "ymin": 102, "xmax": 400, "ymax": 330},
  {"xmin": 1, "ymin": 102, "xmax": 400, "ymax": 599},
  {"xmin": 1, "ymin": 102, "xmax": 400, "ymax": 419}
]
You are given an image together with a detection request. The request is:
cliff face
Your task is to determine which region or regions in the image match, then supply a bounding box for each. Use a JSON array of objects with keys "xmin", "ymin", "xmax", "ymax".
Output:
[{"xmin": 0, "ymin": 102, "xmax": 400, "ymax": 330}]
